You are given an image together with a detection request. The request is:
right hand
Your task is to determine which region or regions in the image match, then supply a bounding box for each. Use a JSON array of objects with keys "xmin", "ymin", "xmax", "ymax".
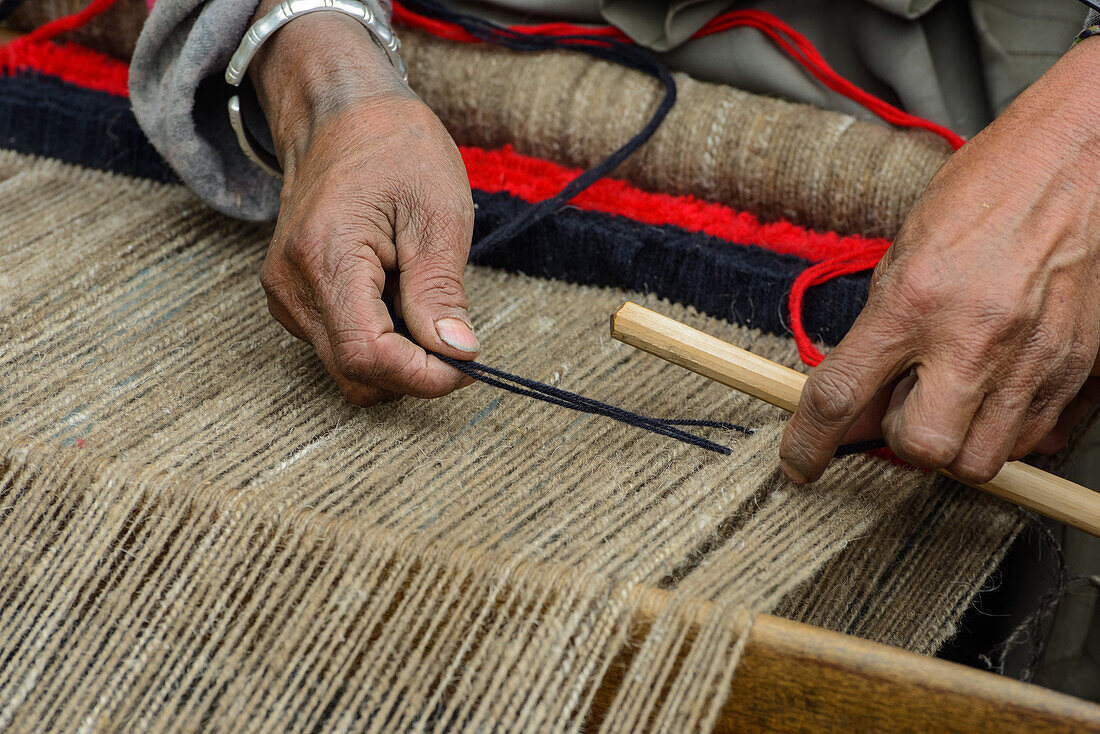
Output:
[{"xmin": 249, "ymin": 6, "xmax": 478, "ymax": 405}]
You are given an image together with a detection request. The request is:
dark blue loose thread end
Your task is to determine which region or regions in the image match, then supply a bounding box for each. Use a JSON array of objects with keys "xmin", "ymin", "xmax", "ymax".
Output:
[
  {"xmin": 435, "ymin": 353, "xmax": 751, "ymax": 455},
  {"xmin": 394, "ymin": 3, "xmax": 885, "ymax": 461}
]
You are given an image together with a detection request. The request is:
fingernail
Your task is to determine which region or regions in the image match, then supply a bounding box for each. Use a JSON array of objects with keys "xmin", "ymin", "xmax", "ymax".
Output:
[
  {"xmin": 780, "ymin": 459, "xmax": 808, "ymax": 485},
  {"xmin": 435, "ymin": 317, "xmax": 479, "ymax": 353}
]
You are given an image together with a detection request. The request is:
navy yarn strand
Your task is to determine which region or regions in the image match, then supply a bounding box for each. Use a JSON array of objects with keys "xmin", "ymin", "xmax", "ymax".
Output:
[
  {"xmin": 401, "ymin": 0, "xmax": 677, "ymax": 262},
  {"xmin": 834, "ymin": 438, "xmax": 889, "ymax": 457},
  {"xmin": 435, "ymin": 353, "xmax": 750, "ymax": 455},
  {"xmin": 394, "ymin": 4, "xmax": 884, "ymax": 459}
]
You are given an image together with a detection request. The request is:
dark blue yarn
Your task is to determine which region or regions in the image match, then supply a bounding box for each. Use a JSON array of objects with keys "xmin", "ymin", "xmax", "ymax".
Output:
[
  {"xmin": 834, "ymin": 438, "xmax": 889, "ymax": 457},
  {"xmin": 470, "ymin": 191, "xmax": 870, "ymax": 345},
  {"xmin": 434, "ymin": 354, "xmax": 750, "ymax": 455},
  {"xmin": 389, "ymin": 319, "xmax": 751, "ymax": 455},
  {"xmin": 0, "ymin": 74, "xmax": 179, "ymax": 183},
  {"xmin": 401, "ymin": 0, "xmax": 677, "ymax": 262}
]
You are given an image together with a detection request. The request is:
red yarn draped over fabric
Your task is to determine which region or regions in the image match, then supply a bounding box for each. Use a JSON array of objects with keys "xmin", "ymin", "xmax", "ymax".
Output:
[
  {"xmin": 0, "ymin": 0, "xmax": 128, "ymax": 95},
  {"xmin": 390, "ymin": 1, "xmax": 965, "ymax": 366},
  {"xmin": 2, "ymin": 0, "xmax": 964, "ymax": 366}
]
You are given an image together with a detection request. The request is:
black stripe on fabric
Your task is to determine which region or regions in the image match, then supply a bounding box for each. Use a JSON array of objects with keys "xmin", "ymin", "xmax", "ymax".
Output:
[
  {"xmin": 469, "ymin": 192, "xmax": 870, "ymax": 345},
  {"xmin": 0, "ymin": 73, "xmax": 179, "ymax": 183},
  {"xmin": 0, "ymin": 71, "xmax": 870, "ymax": 345}
]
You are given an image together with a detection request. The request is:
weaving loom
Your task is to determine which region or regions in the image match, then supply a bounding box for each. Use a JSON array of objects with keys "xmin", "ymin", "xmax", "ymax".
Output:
[{"xmin": 1, "ymin": 2, "xmax": 1099, "ymax": 732}]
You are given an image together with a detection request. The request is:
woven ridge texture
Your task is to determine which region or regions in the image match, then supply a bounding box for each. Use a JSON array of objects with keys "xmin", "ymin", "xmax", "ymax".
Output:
[
  {"xmin": 400, "ymin": 29, "xmax": 952, "ymax": 238},
  {"xmin": 0, "ymin": 150, "xmax": 1021, "ymax": 731},
  {"xmin": 3, "ymin": 5, "xmax": 949, "ymax": 237}
]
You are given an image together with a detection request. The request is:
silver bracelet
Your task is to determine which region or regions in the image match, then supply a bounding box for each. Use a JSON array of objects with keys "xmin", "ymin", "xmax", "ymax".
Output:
[{"xmin": 225, "ymin": 0, "xmax": 408, "ymax": 179}]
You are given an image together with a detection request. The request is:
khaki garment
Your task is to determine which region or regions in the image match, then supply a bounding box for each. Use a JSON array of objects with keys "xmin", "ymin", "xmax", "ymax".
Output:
[{"xmin": 470, "ymin": 0, "xmax": 1085, "ymax": 136}]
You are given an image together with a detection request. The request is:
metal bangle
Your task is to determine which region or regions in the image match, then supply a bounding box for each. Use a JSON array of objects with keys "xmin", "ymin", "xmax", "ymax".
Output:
[{"xmin": 225, "ymin": 0, "xmax": 408, "ymax": 179}]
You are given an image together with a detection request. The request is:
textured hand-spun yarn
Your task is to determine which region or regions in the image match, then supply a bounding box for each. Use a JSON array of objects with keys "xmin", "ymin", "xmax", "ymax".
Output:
[
  {"xmin": 6, "ymin": 0, "xmax": 949, "ymax": 238},
  {"xmin": 399, "ymin": 29, "xmax": 953, "ymax": 238},
  {"xmin": 0, "ymin": 150, "xmax": 1023, "ymax": 731}
]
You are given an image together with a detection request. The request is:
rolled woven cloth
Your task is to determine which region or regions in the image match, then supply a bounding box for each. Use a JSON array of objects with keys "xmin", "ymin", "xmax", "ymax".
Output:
[
  {"xmin": 5, "ymin": 5, "xmax": 952, "ymax": 235},
  {"xmin": 400, "ymin": 28, "xmax": 954, "ymax": 238}
]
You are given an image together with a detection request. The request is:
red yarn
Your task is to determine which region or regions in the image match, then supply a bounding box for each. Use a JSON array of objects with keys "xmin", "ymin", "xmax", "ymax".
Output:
[
  {"xmin": 0, "ymin": 0, "xmax": 128, "ymax": 95},
  {"xmin": 688, "ymin": 11, "xmax": 965, "ymax": 150},
  {"xmin": 0, "ymin": 38, "xmax": 128, "ymax": 95},
  {"xmin": 787, "ymin": 242, "xmax": 890, "ymax": 366},
  {"xmin": 391, "ymin": 2, "xmax": 966, "ymax": 151},
  {"xmin": 461, "ymin": 145, "xmax": 890, "ymax": 264}
]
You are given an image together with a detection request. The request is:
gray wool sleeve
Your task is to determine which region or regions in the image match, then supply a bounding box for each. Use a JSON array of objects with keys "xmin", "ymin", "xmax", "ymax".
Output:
[
  {"xmin": 130, "ymin": 0, "xmax": 391, "ymax": 221},
  {"xmin": 130, "ymin": 0, "xmax": 276, "ymax": 221}
]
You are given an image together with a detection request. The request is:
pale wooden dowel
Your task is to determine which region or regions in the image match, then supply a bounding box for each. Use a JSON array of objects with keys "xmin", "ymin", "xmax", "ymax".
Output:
[{"xmin": 610, "ymin": 301, "xmax": 1100, "ymax": 539}]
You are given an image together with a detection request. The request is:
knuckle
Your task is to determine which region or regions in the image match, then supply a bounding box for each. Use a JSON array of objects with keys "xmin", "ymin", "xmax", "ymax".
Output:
[
  {"xmin": 259, "ymin": 260, "xmax": 282, "ymax": 295},
  {"xmin": 949, "ymin": 456, "xmax": 1001, "ymax": 485},
  {"xmin": 802, "ymin": 367, "xmax": 862, "ymax": 424},
  {"xmin": 1065, "ymin": 338, "xmax": 1096, "ymax": 381},
  {"xmin": 891, "ymin": 257, "xmax": 950, "ymax": 315},
  {"xmin": 972, "ymin": 297, "xmax": 1036, "ymax": 342},
  {"xmin": 282, "ymin": 226, "xmax": 328, "ymax": 274},
  {"xmin": 414, "ymin": 272, "xmax": 465, "ymax": 304},
  {"xmin": 889, "ymin": 426, "xmax": 957, "ymax": 468},
  {"xmin": 333, "ymin": 338, "xmax": 380, "ymax": 385}
]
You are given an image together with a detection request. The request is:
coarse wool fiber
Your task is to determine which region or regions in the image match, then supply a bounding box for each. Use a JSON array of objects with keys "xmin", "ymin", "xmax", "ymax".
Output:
[
  {"xmin": 398, "ymin": 29, "xmax": 953, "ymax": 238},
  {"xmin": 0, "ymin": 149, "xmax": 1023, "ymax": 732}
]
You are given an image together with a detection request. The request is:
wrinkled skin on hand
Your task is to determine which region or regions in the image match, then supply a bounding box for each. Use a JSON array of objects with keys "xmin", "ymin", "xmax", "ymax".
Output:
[
  {"xmin": 781, "ymin": 39, "xmax": 1100, "ymax": 486},
  {"xmin": 250, "ymin": 7, "xmax": 478, "ymax": 406}
]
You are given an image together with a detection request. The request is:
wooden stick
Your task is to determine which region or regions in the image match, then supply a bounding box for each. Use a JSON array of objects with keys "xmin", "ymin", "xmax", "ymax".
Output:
[{"xmin": 610, "ymin": 301, "xmax": 1100, "ymax": 539}]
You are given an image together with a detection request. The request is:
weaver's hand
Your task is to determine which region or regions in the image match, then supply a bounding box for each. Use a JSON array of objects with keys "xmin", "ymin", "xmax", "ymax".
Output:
[
  {"xmin": 780, "ymin": 37, "xmax": 1100, "ymax": 485},
  {"xmin": 249, "ymin": 7, "xmax": 477, "ymax": 405}
]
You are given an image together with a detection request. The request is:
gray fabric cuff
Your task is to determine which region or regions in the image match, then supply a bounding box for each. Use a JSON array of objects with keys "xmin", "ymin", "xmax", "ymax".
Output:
[{"xmin": 130, "ymin": 0, "xmax": 391, "ymax": 222}]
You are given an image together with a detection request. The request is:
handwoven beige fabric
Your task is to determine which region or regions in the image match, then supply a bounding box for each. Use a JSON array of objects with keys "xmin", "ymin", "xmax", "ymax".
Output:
[
  {"xmin": 4, "ymin": 6, "xmax": 949, "ymax": 236},
  {"xmin": 400, "ymin": 29, "xmax": 953, "ymax": 238},
  {"xmin": 0, "ymin": 150, "xmax": 1020, "ymax": 731}
]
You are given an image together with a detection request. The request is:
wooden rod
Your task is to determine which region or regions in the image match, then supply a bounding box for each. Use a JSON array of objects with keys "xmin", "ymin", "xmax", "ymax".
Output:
[{"xmin": 610, "ymin": 301, "xmax": 1100, "ymax": 539}]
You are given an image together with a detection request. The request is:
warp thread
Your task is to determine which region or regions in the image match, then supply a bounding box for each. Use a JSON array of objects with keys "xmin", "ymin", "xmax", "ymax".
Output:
[{"xmin": 10, "ymin": 0, "xmax": 893, "ymax": 458}]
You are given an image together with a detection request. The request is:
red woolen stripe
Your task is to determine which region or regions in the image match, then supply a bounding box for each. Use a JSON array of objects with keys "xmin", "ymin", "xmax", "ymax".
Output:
[
  {"xmin": 0, "ymin": 38, "xmax": 128, "ymax": 96},
  {"xmin": 461, "ymin": 145, "xmax": 889, "ymax": 263},
  {"xmin": 0, "ymin": 35, "xmax": 891, "ymax": 269},
  {"xmin": 391, "ymin": 2, "xmax": 965, "ymax": 151}
]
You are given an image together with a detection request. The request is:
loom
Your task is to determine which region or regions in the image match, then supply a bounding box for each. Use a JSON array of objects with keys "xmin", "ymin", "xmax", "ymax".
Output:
[{"xmin": 1, "ymin": 2, "xmax": 1099, "ymax": 732}]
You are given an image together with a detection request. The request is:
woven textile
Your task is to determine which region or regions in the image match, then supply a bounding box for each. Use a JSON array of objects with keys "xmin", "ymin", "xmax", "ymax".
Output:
[
  {"xmin": 0, "ymin": 150, "xmax": 1024, "ymax": 731},
  {"xmin": 400, "ymin": 29, "xmax": 953, "ymax": 238},
  {"xmin": 3, "ymin": 2, "xmax": 950, "ymax": 236}
]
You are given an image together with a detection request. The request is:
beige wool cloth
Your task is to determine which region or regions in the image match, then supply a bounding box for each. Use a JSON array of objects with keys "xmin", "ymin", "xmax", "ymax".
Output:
[{"xmin": 0, "ymin": 150, "xmax": 1029, "ymax": 731}]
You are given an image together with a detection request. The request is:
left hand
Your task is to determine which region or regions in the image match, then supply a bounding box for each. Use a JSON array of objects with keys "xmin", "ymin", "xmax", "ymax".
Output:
[{"xmin": 779, "ymin": 38, "xmax": 1100, "ymax": 485}]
